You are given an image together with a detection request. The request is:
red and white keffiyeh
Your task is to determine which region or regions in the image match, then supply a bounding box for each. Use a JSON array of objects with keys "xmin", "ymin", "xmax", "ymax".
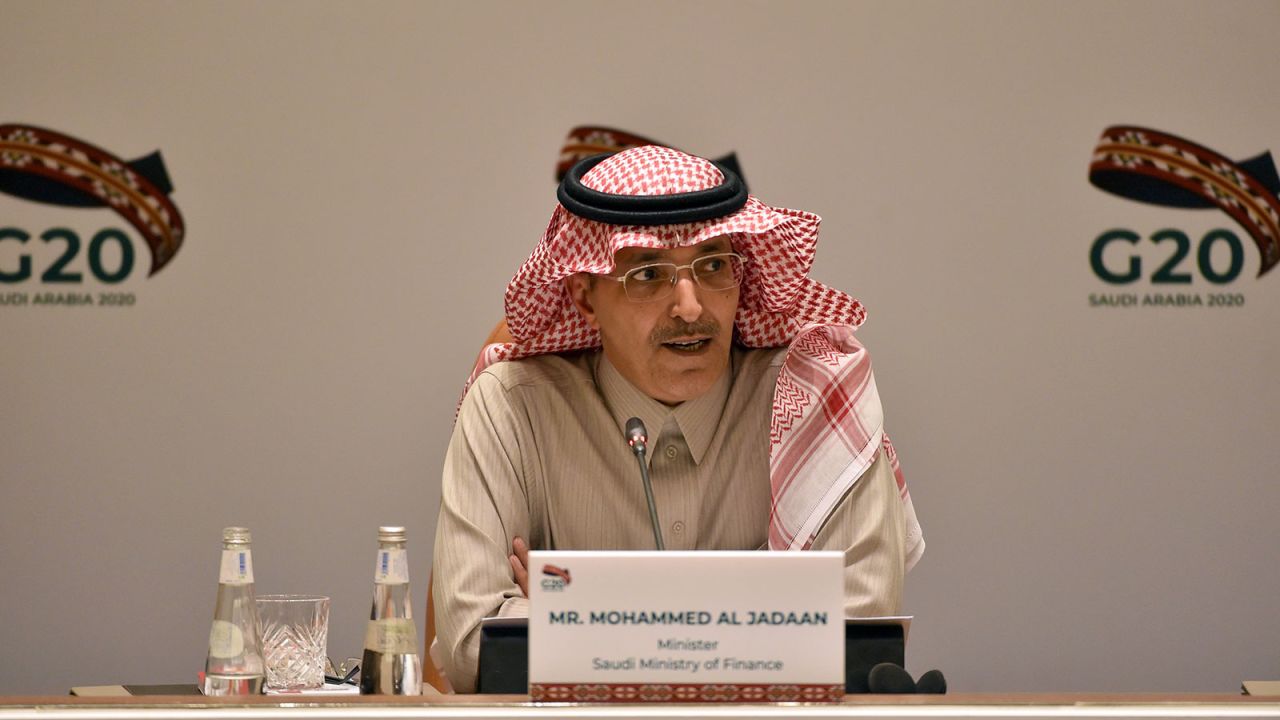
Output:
[{"xmin": 467, "ymin": 146, "xmax": 923, "ymax": 569}]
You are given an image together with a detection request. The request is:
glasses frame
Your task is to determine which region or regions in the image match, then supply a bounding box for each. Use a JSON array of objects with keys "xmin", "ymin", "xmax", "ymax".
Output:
[{"xmin": 603, "ymin": 252, "xmax": 746, "ymax": 303}]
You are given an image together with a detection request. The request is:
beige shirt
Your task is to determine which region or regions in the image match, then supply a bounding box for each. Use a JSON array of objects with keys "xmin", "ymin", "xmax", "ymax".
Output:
[{"xmin": 433, "ymin": 346, "xmax": 906, "ymax": 692}]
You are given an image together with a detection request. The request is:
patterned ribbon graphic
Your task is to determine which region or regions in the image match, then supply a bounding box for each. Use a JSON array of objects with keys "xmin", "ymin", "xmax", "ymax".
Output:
[
  {"xmin": 1089, "ymin": 125, "xmax": 1280, "ymax": 277},
  {"xmin": 0, "ymin": 123, "xmax": 185, "ymax": 276}
]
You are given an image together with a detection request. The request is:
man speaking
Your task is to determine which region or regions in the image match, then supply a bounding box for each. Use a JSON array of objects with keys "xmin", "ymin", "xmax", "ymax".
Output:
[{"xmin": 433, "ymin": 145, "xmax": 924, "ymax": 692}]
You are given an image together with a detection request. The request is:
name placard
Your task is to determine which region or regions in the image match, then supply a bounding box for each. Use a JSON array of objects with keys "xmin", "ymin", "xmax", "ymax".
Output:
[{"xmin": 528, "ymin": 550, "xmax": 844, "ymax": 703}]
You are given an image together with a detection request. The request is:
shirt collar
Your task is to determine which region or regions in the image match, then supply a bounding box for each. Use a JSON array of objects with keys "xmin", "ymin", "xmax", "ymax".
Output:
[{"xmin": 595, "ymin": 352, "xmax": 731, "ymax": 466}]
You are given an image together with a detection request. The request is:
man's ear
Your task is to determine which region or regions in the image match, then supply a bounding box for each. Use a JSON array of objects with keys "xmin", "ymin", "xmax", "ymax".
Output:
[{"xmin": 565, "ymin": 274, "xmax": 600, "ymax": 329}]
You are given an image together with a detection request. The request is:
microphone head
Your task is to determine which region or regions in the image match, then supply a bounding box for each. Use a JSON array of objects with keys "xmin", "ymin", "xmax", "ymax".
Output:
[
  {"xmin": 867, "ymin": 662, "xmax": 916, "ymax": 694},
  {"xmin": 624, "ymin": 416, "xmax": 648, "ymax": 451},
  {"xmin": 915, "ymin": 669, "xmax": 947, "ymax": 694}
]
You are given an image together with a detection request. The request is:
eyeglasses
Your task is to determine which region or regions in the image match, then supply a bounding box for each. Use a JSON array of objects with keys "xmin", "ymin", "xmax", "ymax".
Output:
[{"xmin": 604, "ymin": 252, "xmax": 745, "ymax": 302}]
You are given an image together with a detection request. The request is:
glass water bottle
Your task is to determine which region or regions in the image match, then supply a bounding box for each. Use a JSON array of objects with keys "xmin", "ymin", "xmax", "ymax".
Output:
[
  {"xmin": 203, "ymin": 526, "xmax": 265, "ymax": 695},
  {"xmin": 359, "ymin": 526, "xmax": 422, "ymax": 695}
]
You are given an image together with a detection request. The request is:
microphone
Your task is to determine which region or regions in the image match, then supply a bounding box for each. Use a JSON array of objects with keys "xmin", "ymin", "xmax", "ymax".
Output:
[
  {"xmin": 866, "ymin": 662, "xmax": 948, "ymax": 694},
  {"xmin": 624, "ymin": 417, "xmax": 664, "ymax": 550},
  {"xmin": 625, "ymin": 417, "xmax": 647, "ymax": 453},
  {"xmin": 867, "ymin": 662, "xmax": 916, "ymax": 694},
  {"xmin": 915, "ymin": 669, "xmax": 947, "ymax": 694}
]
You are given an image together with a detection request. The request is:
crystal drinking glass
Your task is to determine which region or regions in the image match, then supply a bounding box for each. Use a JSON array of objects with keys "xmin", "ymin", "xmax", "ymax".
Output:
[{"xmin": 256, "ymin": 594, "xmax": 330, "ymax": 692}]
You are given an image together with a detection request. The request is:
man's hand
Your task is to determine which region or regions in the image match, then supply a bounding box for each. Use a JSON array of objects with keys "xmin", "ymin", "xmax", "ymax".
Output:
[{"xmin": 509, "ymin": 536, "xmax": 530, "ymax": 597}]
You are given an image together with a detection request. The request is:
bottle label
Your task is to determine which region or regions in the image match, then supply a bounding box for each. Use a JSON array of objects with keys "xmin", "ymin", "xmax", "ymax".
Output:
[
  {"xmin": 373, "ymin": 548, "xmax": 409, "ymax": 584},
  {"xmin": 219, "ymin": 549, "xmax": 254, "ymax": 585},
  {"xmin": 363, "ymin": 618, "xmax": 418, "ymax": 654},
  {"xmin": 208, "ymin": 620, "xmax": 245, "ymax": 659}
]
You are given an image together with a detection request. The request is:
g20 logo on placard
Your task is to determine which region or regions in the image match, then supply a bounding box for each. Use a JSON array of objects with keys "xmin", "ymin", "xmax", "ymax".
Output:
[
  {"xmin": 0, "ymin": 124, "xmax": 185, "ymax": 307},
  {"xmin": 540, "ymin": 564, "xmax": 572, "ymax": 592},
  {"xmin": 1087, "ymin": 126, "xmax": 1279, "ymax": 308}
]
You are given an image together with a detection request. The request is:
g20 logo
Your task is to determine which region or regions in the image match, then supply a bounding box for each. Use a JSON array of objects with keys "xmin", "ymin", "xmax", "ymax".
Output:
[
  {"xmin": 1089, "ymin": 228, "xmax": 1245, "ymax": 285},
  {"xmin": 0, "ymin": 227, "xmax": 137, "ymax": 284},
  {"xmin": 0, "ymin": 124, "xmax": 185, "ymax": 289},
  {"xmin": 540, "ymin": 564, "xmax": 571, "ymax": 592},
  {"xmin": 1089, "ymin": 126, "xmax": 1280, "ymax": 291}
]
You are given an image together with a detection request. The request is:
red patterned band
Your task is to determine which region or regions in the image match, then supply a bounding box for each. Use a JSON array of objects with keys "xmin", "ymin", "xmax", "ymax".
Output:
[
  {"xmin": 0, "ymin": 124, "xmax": 185, "ymax": 276},
  {"xmin": 1090, "ymin": 125, "xmax": 1280, "ymax": 276},
  {"xmin": 530, "ymin": 682, "xmax": 844, "ymax": 703},
  {"xmin": 556, "ymin": 126, "xmax": 664, "ymax": 181}
]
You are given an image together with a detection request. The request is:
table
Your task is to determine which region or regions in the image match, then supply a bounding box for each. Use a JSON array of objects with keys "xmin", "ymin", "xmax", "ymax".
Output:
[{"xmin": 1, "ymin": 694, "xmax": 1279, "ymax": 720}]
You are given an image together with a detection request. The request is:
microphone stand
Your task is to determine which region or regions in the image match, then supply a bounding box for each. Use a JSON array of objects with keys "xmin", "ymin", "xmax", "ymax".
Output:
[
  {"xmin": 631, "ymin": 444, "xmax": 665, "ymax": 551},
  {"xmin": 625, "ymin": 417, "xmax": 665, "ymax": 550}
]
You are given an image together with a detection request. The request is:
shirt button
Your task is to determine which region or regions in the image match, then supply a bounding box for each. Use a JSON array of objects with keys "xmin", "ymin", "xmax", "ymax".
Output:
[
  {"xmin": 665, "ymin": 446, "xmax": 678, "ymax": 459},
  {"xmin": 672, "ymin": 521, "xmax": 685, "ymax": 534}
]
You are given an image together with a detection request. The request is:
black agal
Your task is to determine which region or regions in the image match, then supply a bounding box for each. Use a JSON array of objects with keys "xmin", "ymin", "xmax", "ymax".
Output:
[{"xmin": 557, "ymin": 153, "xmax": 749, "ymax": 226}]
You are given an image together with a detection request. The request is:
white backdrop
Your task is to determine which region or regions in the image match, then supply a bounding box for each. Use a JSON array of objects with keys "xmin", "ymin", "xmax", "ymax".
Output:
[{"xmin": 2, "ymin": 0, "xmax": 1277, "ymax": 695}]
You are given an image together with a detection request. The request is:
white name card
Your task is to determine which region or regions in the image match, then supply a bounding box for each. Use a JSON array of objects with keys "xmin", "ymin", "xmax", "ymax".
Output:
[{"xmin": 528, "ymin": 550, "xmax": 844, "ymax": 703}]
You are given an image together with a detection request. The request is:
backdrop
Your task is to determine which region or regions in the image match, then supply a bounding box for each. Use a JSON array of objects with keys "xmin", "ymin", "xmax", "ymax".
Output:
[{"xmin": 2, "ymin": 0, "xmax": 1277, "ymax": 695}]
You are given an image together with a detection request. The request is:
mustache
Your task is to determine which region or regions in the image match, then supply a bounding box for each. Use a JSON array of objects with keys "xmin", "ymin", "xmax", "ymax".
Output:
[{"xmin": 651, "ymin": 319, "xmax": 721, "ymax": 345}]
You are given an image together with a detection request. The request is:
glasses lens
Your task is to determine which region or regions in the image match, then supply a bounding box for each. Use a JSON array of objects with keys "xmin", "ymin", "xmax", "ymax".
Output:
[
  {"xmin": 623, "ymin": 264, "xmax": 675, "ymax": 301},
  {"xmin": 693, "ymin": 254, "xmax": 742, "ymax": 290}
]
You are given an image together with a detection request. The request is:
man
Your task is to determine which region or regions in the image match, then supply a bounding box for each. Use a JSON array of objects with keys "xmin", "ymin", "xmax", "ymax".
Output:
[{"xmin": 433, "ymin": 146, "xmax": 924, "ymax": 693}]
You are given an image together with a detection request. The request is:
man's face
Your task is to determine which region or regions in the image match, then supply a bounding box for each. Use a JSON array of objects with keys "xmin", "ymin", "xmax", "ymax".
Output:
[{"xmin": 567, "ymin": 237, "xmax": 739, "ymax": 405}]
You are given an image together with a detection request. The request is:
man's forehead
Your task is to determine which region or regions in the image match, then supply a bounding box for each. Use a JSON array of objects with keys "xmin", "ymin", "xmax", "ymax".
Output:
[{"xmin": 613, "ymin": 236, "xmax": 733, "ymax": 265}]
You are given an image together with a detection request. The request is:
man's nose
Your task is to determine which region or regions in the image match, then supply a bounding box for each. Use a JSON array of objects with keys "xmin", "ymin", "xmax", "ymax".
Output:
[{"xmin": 669, "ymin": 270, "xmax": 703, "ymax": 323}]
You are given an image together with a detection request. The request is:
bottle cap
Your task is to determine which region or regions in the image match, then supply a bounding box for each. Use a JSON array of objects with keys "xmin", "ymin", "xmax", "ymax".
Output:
[
  {"xmin": 377, "ymin": 526, "xmax": 407, "ymax": 543},
  {"xmin": 222, "ymin": 526, "xmax": 252, "ymax": 545}
]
